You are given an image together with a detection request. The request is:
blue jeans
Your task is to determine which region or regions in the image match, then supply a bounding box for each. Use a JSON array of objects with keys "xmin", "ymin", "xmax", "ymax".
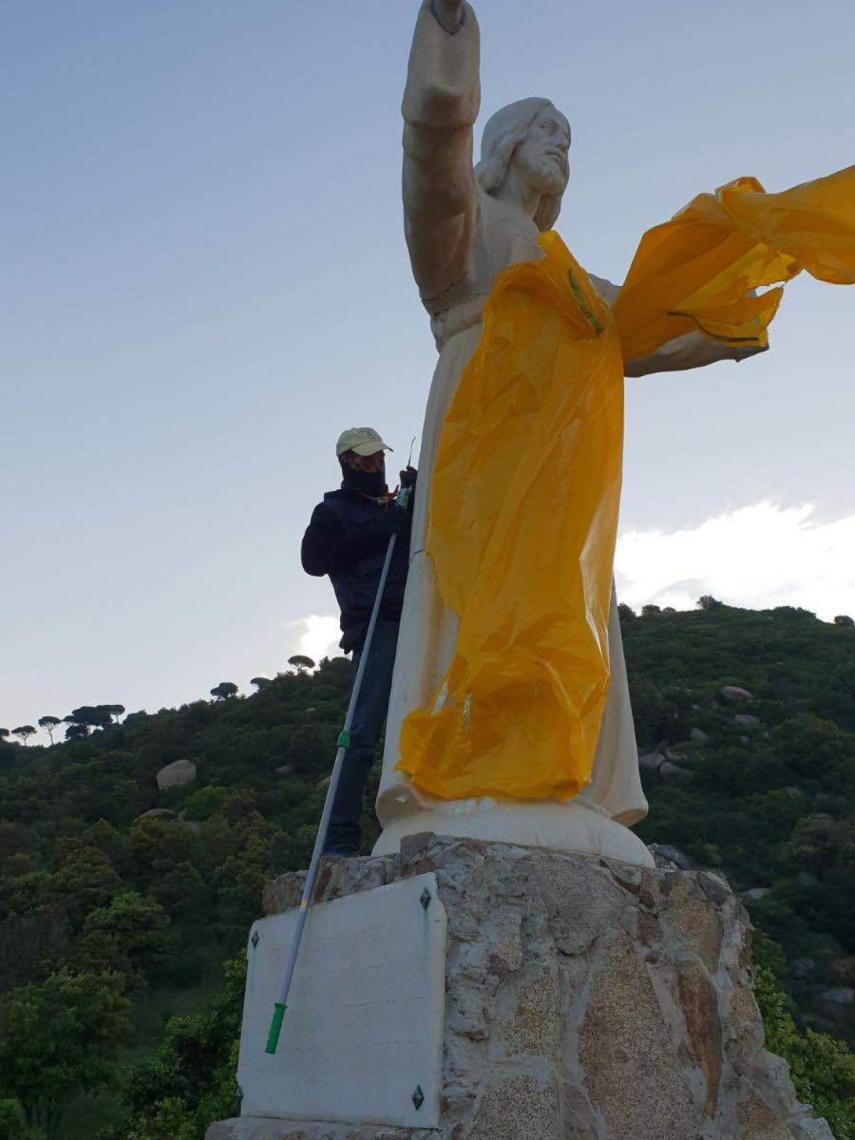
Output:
[{"xmin": 324, "ymin": 618, "xmax": 400, "ymax": 854}]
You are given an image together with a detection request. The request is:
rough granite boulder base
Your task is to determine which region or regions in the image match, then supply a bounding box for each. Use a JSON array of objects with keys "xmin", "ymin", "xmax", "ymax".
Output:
[{"xmin": 207, "ymin": 835, "xmax": 832, "ymax": 1140}]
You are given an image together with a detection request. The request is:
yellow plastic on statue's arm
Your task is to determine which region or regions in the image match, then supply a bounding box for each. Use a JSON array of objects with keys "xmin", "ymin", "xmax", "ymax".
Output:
[
  {"xmin": 672, "ymin": 284, "xmax": 784, "ymax": 347},
  {"xmin": 720, "ymin": 165, "xmax": 855, "ymax": 286},
  {"xmin": 612, "ymin": 165, "xmax": 855, "ymax": 364}
]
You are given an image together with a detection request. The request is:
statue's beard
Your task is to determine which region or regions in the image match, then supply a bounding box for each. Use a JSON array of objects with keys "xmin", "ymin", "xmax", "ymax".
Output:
[
  {"xmin": 517, "ymin": 153, "xmax": 568, "ymax": 199},
  {"xmin": 342, "ymin": 465, "xmax": 389, "ymax": 499}
]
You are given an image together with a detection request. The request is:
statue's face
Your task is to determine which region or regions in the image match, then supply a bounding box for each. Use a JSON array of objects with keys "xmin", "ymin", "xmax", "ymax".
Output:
[{"xmin": 512, "ymin": 107, "xmax": 571, "ymax": 197}]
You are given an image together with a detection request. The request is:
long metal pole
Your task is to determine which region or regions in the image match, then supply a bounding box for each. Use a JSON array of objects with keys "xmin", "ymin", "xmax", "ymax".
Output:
[{"xmin": 265, "ymin": 533, "xmax": 398, "ymax": 1054}]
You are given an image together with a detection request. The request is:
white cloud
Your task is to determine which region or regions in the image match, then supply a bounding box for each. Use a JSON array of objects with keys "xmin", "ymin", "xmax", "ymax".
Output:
[
  {"xmin": 284, "ymin": 613, "xmax": 343, "ymax": 667},
  {"xmin": 616, "ymin": 501, "xmax": 855, "ymax": 620}
]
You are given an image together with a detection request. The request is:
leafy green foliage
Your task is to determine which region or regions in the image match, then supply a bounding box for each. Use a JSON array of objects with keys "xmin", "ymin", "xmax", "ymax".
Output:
[
  {"xmin": 624, "ymin": 607, "xmax": 855, "ymax": 994},
  {"xmin": 0, "ymin": 658, "xmax": 353, "ymax": 1136},
  {"xmin": 0, "ymin": 1096, "xmax": 45, "ymax": 1140},
  {"xmin": 0, "ymin": 969, "xmax": 130, "ymax": 1134},
  {"xmin": 117, "ymin": 957, "xmax": 245, "ymax": 1140},
  {"xmin": 208, "ymin": 683, "xmax": 238, "ymax": 702},
  {"xmin": 70, "ymin": 708, "xmax": 113, "ymax": 732},
  {"xmin": 753, "ymin": 933, "xmax": 855, "ymax": 1138},
  {"xmin": 79, "ymin": 893, "xmax": 170, "ymax": 984}
]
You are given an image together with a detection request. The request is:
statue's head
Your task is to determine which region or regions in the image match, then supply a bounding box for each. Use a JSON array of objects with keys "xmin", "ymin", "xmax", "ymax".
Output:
[{"xmin": 475, "ymin": 97, "xmax": 570, "ymax": 231}]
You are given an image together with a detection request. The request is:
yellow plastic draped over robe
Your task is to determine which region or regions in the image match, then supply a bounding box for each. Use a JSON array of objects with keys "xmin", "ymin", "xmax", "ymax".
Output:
[{"xmin": 398, "ymin": 166, "xmax": 855, "ymax": 802}]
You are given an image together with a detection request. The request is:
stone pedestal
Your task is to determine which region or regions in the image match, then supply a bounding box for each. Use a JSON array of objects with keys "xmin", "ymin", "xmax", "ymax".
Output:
[{"xmin": 207, "ymin": 835, "xmax": 832, "ymax": 1140}]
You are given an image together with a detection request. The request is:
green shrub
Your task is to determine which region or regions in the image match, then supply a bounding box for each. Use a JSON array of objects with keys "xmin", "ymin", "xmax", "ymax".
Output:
[
  {"xmin": 119, "ymin": 957, "xmax": 245, "ymax": 1140},
  {"xmin": 183, "ymin": 787, "xmax": 227, "ymax": 822},
  {"xmin": 754, "ymin": 933, "xmax": 855, "ymax": 1138}
]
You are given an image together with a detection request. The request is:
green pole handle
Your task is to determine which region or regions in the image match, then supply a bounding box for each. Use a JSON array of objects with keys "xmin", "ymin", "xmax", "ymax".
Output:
[{"xmin": 265, "ymin": 1003, "xmax": 286, "ymax": 1054}]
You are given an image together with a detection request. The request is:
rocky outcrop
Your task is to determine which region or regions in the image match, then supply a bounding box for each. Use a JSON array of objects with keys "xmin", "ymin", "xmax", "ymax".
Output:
[
  {"xmin": 155, "ymin": 758, "xmax": 197, "ymax": 790},
  {"xmin": 815, "ymin": 987, "xmax": 855, "ymax": 1035},
  {"xmin": 210, "ymin": 836, "xmax": 832, "ymax": 1140},
  {"xmin": 639, "ymin": 745, "xmax": 700, "ymax": 786},
  {"xmin": 788, "ymin": 959, "xmax": 816, "ymax": 980},
  {"xmin": 648, "ymin": 843, "xmax": 698, "ymax": 871},
  {"xmin": 638, "ymin": 749, "xmax": 666, "ymax": 774},
  {"xmin": 659, "ymin": 758, "xmax": 695, "ymax": 785},
  {"xmin": 721, "ymin": 685, "xmax": 754, "ymax": 703}
]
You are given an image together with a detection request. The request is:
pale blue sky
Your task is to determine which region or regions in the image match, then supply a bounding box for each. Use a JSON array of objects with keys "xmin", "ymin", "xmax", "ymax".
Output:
[{"xmin": 3, "ymin": 1, "xmax": 854, "ymax": 732}]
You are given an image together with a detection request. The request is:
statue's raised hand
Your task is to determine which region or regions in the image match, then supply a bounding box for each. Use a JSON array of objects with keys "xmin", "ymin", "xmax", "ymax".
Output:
[{"xmin": 431, "ymin": 0, "xmax": 465, "ymax": 35}]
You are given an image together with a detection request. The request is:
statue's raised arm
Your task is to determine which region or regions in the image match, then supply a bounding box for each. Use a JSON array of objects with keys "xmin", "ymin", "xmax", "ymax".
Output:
[{"xmin": 402, "ymin": 0, "xmax": 480, "ymax": 300}]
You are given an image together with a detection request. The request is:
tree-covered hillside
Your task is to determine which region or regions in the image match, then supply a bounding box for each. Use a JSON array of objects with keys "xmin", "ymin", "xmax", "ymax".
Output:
[
  {"xmin": 0, "ymin": 661, "xmax": 353, "ymax": 1139},
  {"xmin": 624, "ymin": 602, "xmax": 855, "ymax": 1004},
  {"xmin": 0, "ymin": 604, "xmax": 854, "ymax": 1138}
]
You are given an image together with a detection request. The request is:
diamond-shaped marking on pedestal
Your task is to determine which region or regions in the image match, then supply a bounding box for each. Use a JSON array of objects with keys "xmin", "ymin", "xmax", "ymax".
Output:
[
  {"xmin": 412, "ymin": 1085, "xmax": 425, "ymax": 1110},
  {"xmin": 419, "ymin": 888, "xmax": 432, "ymax": 910},
  {"xmin": 250, "ymin": 930, "xmax": 259, "ymax": 949}
]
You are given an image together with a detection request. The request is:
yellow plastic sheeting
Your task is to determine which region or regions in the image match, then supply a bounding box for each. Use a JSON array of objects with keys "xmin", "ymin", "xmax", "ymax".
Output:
[
  {"xmin": 719, "ymin": 166, "xmax": 855, "ymax": 286},
  {"xmin": 398, "ymin": 167, "xmax": 855, "ymax": 803},
  {"xmin": 399, "ymin": 234, "xmax": 623, "ymax": 800},
  {"xmin": 614, "ymin": 166, "xmax": 855, "ymax": 361}
]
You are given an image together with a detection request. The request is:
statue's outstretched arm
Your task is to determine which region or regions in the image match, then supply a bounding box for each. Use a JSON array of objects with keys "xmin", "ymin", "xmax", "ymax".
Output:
[
  {"xmin": 624, "ymin": 331, "xmax": 766, "ymax": 377},
  {"xmin": 402, "ymin": 1, "xmax": 480, "ymax": 301},
  {"xmin": 589, "ymin": 273, "xmax": 766, "ymax": 376}
]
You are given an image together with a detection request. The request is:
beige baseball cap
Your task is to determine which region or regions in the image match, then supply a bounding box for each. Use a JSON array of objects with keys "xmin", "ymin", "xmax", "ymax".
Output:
[{"xmin": 335, "ymin": 427, "xmax": 393, "ymax": 457}]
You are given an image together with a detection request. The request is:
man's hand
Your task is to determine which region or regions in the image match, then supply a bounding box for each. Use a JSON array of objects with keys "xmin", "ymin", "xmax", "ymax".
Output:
[
  {"xmin": 383, "ymin": 505, "xmax": 412, "ymax": 539},
  {"xmin": 431, "ymin": 0, "xmax": 465, "ymax": 34},
  {"xmin": 400, "ymin": 465, "xmax": 418, "ymax": 488}
]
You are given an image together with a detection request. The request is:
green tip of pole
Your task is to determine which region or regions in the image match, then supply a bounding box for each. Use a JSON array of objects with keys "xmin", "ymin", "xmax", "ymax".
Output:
[{"xmin": 265, "ymin": 1003, "xmax": 286, "ymax": 1054}]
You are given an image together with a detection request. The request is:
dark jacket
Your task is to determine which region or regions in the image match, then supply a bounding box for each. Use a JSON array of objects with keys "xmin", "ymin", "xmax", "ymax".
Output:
[{"xmin": 301, "ymin": 487, "xmax": 412, "ymax": 653}]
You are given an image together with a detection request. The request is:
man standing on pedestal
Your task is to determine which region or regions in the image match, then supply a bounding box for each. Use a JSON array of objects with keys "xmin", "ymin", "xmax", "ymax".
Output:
[{"xmin": 301, "ymin": 428, "xmax": 416, "ymax": 855}]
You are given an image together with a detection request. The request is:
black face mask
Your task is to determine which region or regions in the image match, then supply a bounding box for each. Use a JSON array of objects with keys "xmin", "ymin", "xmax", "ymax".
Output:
[{"xmin": 341, "ymin": 463, "xmax": 388, "ymax": 499}]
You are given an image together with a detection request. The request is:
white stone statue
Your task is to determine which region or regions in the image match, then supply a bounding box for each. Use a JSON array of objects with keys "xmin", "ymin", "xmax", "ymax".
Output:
[{"xmin": 372, "ymin": 0, "xmax": 758, "ymax": 866}]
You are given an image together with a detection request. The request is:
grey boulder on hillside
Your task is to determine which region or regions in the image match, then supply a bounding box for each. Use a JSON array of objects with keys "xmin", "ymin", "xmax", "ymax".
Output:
[{"xmin": 155, "ymin": 758, "xmax": 197, "ymax": 790}]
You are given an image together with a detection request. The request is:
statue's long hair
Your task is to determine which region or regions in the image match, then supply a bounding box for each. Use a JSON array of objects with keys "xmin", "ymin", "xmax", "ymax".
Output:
[{"xmin": 475, "ymin": 97, "xmax": 569, "ymax": 232}]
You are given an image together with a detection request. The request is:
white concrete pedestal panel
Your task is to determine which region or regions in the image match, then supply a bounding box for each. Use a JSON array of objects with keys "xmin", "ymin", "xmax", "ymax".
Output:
[{"xmin": 237, "ymin": 873, "xmax": 446, "ymax": 1129}]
